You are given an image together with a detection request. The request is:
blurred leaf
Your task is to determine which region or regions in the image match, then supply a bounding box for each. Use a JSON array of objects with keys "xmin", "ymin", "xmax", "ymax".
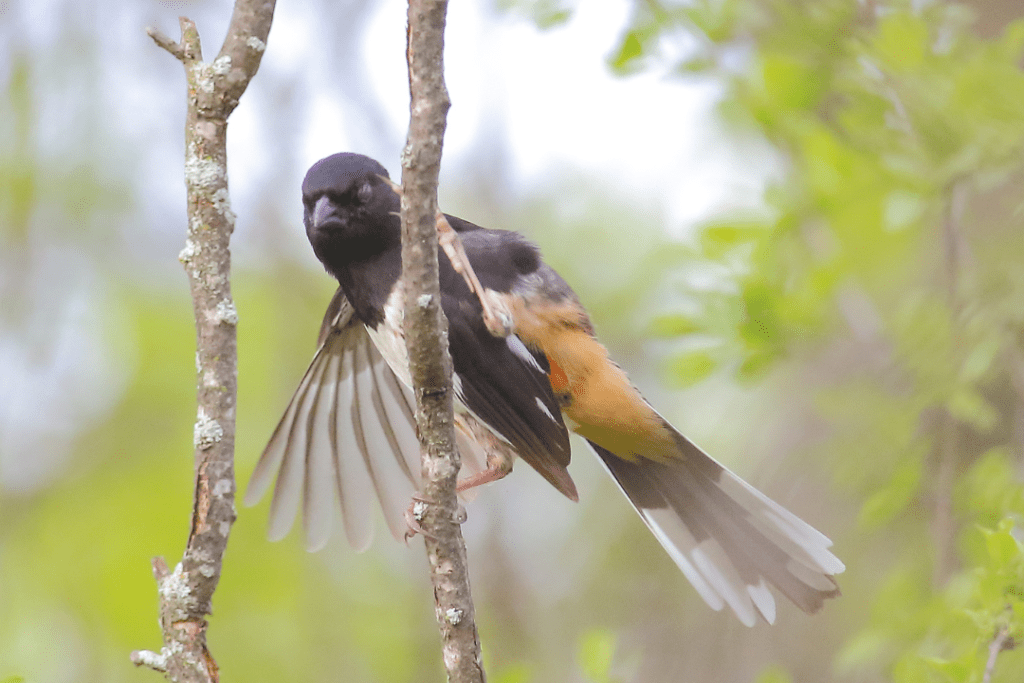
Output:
[
  {"xmin": 874, "ymin": 12, "xmax": 929, "ymax": 72},
  {"xmin": 492, "ymin": 663, "xmax": 533, "ymax": 683},
  {"xmin": 959, "ymin": 334, "xmax": 1001, "ymax": 383},
  {"xmin": 676, "ymin": 55, "xmax": 718, "ymax": 74},
  {"xmin": 700, "ymin": 222, "xmax": 767, "ymax": 259},
  {"xmin": 892, "ymin": 654, "xmax": 936, "ymax": 683},
  {"xmin": 685, "ymin": 0, "xmax": 740, "ymax": 43},
  {"xmin": 884, "ymin": 191, "xmax": 926, "ymax": 231},
  {"xmin": 739, "ymin": 280, "xmax": 782, "ymax": 349},
  {"xmin": 836, "ymin": 630, "xmax": 890, "ymax": 675},
  {"xmin": 536, "ymin": 9, "xmax": 572, "ymax": 28},
  {"xmin": 946, "ymin": 389, "xmax": 998, "ymax": 432},
  {"xmin": 0, "ymin": 55, "xmax": 36, "ymax": 243},
  {"xmin": 495, "ymin": 0, "xmax": 573, "ymax": 28},
  {"xmin": 980, "ymin": 521, "xmax": 1022, "ymax": 568},
  {"xmin": 578, "ymin": 629, "xmax": 616, "ymax": 683},
  {"xmin": 858, "ymin": 457, "xmax": 922, "ymax": 529},
  {"xmin": 998, "ymin": 18, "xmax": 1024, "ymax": 61},
  {"xmin": 609, "ymin": 29, "xmax": 647, "ymax": 74},
  {"xmin": 923, "ymin": 655, "xmax": 973, "ymax": 682},
  {"xmin": 956, "ymin": 449, "xmax": 1024, "ymax": 522},
  {"xmin": 760, "ymin": 53, "xmax": 822, "ymax": 112},
  {"xmin": 737, "ymin": 348, "xmax": 775, "ymax": 380},
  {"xmin": 649, "ymin": 313, "xmax": 702, "ymax": 338},
  {"xmin": 667, "ymin": 350, "xmax": 717, "ymax": 386},
  {"xmin": 755, "ymin": 664, "xmax": 792, "ymax": 683}
]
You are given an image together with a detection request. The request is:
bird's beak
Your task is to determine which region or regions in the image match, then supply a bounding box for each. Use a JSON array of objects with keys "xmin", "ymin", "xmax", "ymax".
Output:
[{"xmin": 312, "ymin": 195, "xmax": 337, "ymax": 230}]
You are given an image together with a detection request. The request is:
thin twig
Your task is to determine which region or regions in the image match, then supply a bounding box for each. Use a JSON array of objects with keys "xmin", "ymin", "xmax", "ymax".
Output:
[
  {"xmin": 400, "ymin": 0, "xmax": 486, "ymax": 680},
  {"xmin": 382, "ymin": 175, "xmax": 511, "ymax": 337},
  {"xmin": 982, "ymin": 624, "xmax": 1012, "ymax": 683},
  {"xmin": 133, "ymin": 2, "xmax": 274, "ymax": 681},
  {"xmin": 436, "ymin": 212, "xmax": 512, "ymax": 337},
  {"xmin": 146, "ymin": 26, "xmax": 187, "ymax": 61}
]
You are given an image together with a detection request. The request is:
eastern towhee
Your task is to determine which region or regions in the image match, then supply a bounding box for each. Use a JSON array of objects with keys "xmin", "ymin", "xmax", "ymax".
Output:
[{"xmin": 245, "ymin": 152, "xmax": 843, "ymax": 626}]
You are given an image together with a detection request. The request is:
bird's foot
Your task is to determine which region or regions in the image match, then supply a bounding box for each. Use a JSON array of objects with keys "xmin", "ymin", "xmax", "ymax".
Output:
[{"xmin": 403, "ymin": 493, "xmax": 468, "ymax": 543}]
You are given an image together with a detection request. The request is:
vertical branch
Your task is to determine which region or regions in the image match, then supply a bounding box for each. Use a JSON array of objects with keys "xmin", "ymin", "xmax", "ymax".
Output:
[
  {"xmin": 132, "ymin": 3, "xmax": 274, "ymax": 681},
  {"xmin": 400, "ymin": 0, "xmax": 486, "ymax": 681}
]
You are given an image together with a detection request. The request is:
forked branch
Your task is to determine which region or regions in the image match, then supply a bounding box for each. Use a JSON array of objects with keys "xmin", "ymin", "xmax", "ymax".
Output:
[{"xmin": 132, "ymin": 3, "xmax": 274, "ymax": 680}]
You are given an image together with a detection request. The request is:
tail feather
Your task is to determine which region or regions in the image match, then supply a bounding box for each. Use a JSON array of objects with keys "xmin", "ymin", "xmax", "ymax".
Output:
[
  {"xmin": 669, "ymin": 451, "xmax": 836, "ymax": 617},
  {"xmin": 588, "ymin": 432, "xmax": 842, "ymax": 626}
]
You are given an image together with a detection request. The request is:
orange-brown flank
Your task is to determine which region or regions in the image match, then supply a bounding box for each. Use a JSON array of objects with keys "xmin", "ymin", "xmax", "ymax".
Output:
[{"xmin": 509, "ymin": 297, "xmax": 678, "ymax": 463}]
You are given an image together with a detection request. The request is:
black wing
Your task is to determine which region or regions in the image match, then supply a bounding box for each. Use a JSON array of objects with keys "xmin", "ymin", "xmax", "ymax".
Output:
[{"xmin": 440, "ymin": 229, "xmax": 577, "ymax": 500}]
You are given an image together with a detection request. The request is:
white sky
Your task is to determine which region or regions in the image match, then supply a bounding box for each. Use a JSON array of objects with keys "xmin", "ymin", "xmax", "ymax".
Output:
[{"xmin": 294, "ymin": 0, "xmax": 775, "ymax": 231}]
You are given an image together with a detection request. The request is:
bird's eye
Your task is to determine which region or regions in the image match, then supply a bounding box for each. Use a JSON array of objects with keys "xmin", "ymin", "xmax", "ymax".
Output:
[{"xmin": 357, "ymin": 181, "xmax": 373, "ymax": 205}]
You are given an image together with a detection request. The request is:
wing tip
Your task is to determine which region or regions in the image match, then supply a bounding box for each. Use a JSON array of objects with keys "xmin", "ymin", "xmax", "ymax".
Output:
[
  {"xmin": 266, "ymin": 515, "xmax": 295, "ymax": 543},
  {"xmin": 242, "ymin": 479, "xmax": 267, "ymax": 508}
]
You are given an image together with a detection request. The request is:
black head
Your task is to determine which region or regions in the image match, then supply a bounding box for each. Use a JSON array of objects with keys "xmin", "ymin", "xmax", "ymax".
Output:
[{"xmin": 302, "ymin": 153, "xmax": 401, "ymax": 273}]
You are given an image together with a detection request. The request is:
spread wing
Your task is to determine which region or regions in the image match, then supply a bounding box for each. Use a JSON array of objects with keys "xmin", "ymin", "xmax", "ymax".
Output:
[{"xmin": 245, "ymin": 288, "xmax": 486, "ymax": 551}]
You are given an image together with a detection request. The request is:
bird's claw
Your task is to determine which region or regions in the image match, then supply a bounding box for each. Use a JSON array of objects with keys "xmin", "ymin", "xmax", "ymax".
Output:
[{"xmin": 404, "ymin": 495, "xmax": 434, "ymax": 543}]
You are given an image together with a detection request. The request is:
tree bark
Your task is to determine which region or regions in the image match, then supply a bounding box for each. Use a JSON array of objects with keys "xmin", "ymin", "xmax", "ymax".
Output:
[
  {"xmin": 400, "ymin": 0, "xmax": 487, "ymax": 681},
  {"xmin": 131, "ymin": 4, "xmax": 274, "ymax": 681}
]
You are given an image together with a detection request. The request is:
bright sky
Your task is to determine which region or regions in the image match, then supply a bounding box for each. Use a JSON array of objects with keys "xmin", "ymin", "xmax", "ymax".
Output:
[{"xmin": 295, "ymin": 0, "xmax": 775, "ymax": 230}]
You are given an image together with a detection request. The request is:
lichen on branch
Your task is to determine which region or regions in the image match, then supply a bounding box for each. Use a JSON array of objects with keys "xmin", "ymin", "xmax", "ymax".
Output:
[{"xmin": 132, "ymin": 2, "xmax": 274, "ymax": 681}]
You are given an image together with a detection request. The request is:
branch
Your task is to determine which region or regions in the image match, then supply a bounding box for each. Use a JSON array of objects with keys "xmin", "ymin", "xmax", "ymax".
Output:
[
  {"xmin": 382, "ymin": 174, "xmax": 511, "ymax": 338},
  {"xmin": 400, "ymin": 0, "xmax": 486, "ymax": 681},
  {"xmin": 983, "ymin": 624, "xmax": 1013, "ymax": 683},
  {"xmin": 133, "ymin": 2, "xmax": 274, "ymax": 681}
]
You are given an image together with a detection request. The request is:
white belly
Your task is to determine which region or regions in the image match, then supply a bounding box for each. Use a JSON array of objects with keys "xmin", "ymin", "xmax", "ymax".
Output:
[{"xmin": 365, "ymin": 284, "xmax": 413, "ymax": 388}]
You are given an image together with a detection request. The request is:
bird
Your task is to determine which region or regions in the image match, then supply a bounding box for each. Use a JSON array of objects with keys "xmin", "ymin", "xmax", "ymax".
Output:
[{"xmin": 245, "ymin": 152, "xmax": 844, "ymax": 627}]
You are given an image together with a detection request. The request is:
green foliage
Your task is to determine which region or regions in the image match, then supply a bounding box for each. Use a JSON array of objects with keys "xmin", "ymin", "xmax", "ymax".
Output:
[
  {"xmin": 667, "ymin": 350, "xmax": 718, "ymax": 386},
  {"xmin": 846, "ymin": 515, "xmax": 1024, "ymax": 683},
  {"xmin": 618, "ymin": 0, "xmax": 1024, "ymax": 680}
]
